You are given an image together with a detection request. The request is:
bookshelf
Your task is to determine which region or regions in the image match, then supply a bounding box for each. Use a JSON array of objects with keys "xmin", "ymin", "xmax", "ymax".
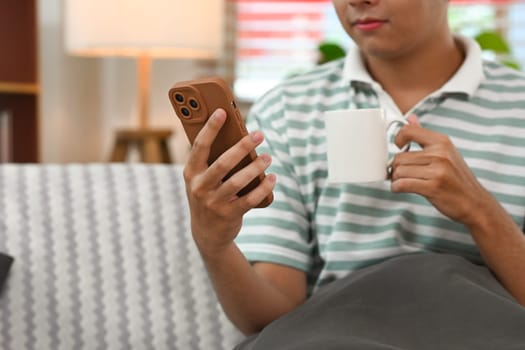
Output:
[{"xmin": 0, "ymin": 0, "xmax": 39, "ymax": 162}]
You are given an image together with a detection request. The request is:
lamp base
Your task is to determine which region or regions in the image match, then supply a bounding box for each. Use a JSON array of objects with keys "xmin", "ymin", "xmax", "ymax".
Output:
[{"xmin": 109, "ymin": 128, "xmax": 174, "ymax": 163}]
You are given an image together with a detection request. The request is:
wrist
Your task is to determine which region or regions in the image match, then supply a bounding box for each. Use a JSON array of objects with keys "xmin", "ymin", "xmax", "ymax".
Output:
[
  {"xmin": 463, "ymin": 192, "xmax": 507, "ymax": 234},
  {"xmin": 195, "ymin": 238, "xmax": 236, "ymax": 262},
  {"xmin": 190, "ymin": 220, "xmax": 241, "ymax": 261}
]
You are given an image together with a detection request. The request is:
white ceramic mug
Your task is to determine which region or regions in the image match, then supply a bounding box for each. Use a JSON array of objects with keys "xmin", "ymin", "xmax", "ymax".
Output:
[{"xmin": 324, "ymin": 108, "xmax": 409, "ymax": 183}]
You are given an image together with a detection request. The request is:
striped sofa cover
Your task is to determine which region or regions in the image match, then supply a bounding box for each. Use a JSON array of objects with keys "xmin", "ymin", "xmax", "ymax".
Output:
[{"xmin": 0, "ymin": 164, "xmax": 243, "ymax": 350}]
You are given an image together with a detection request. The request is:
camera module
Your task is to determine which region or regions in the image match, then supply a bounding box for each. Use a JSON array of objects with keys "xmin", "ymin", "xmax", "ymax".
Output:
[
  {"xmin": 180, "ymin": 107, "xmax": 191, "ymax": 118},
  {"xmin": 189, "ymin": 99, "xmax": 199, "ymax": 109},
  {"xmin": 175, "ymin": 93, "xmax": 184, "ymax": 103}
]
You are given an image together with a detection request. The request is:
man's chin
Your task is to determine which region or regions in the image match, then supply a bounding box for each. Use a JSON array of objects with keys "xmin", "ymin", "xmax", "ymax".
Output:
[{"xmin": 358, "ymin": 42, "xmax": 406, "ymax": 61}]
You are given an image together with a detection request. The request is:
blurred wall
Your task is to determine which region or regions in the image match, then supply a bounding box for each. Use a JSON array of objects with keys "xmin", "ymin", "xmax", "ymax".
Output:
[
  {"xmin": 38, "ymin": 0, "xmax": 213, "ymax": 163},
  {"xmin": 38, "ymin": 0, "xmax": 102, "ymax": 162}
]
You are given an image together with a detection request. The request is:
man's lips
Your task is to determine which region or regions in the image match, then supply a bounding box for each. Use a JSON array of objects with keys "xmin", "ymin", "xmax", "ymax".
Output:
[{"xmin": 352, "ymin": 18, "xmax": 387, "ymax": 31}]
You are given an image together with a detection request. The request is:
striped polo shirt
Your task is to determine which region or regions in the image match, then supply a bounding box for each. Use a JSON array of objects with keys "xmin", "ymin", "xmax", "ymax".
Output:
[{"xmin": 235, "ymin": 36, "xmax": 525, "ymax": 292}]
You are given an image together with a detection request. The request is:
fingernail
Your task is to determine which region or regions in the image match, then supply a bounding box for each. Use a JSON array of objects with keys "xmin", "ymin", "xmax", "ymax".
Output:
[
  {"xmin": 251, "ymin": 131, "xmax": 263, "ymax": 143},
  {"xmin": 211, "ymin": 109, "xmax": 225, "ymax": 121},
  {"xmin": 407, "ymin": 114, "xmax": 420, "ymax": 126},
  {"xmin": 260, "ymin": 154, "xmax": 272, "ymax": 163},
  {"xmin": 267, "ymin": 173, "xmax": 276, "ymax": 183}
]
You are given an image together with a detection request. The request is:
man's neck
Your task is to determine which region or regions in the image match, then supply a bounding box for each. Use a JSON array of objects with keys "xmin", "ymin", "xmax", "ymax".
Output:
[{"xmin": 364, "ymin": 35, "xmax": 465, "ymax": 115}]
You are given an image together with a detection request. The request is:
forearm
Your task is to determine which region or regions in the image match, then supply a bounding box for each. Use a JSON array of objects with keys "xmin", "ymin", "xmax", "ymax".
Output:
[
  {"xmin": 198, "ymin": 242, "xmax": 306, "ymax": 335},
  {"xmin": 465, "ymin": 191, "xmax": 525, "ymax": 306}
]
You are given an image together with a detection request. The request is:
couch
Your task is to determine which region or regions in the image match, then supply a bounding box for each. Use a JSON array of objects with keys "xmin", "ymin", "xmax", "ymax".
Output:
[{"xmin": 0, "ymin": 164, "xmax": 244, "ymax": 350}]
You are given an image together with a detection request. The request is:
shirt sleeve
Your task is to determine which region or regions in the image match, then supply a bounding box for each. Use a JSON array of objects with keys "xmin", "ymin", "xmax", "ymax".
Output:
[{"xmin": 235, "ymin": 86, "xmax": 314, "ymax": 273}]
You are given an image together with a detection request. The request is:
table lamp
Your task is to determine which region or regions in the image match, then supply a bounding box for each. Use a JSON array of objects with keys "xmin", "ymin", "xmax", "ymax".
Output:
[{"xmin": 64, "ymin": 0, "xmax": 224, "ymax": 163}]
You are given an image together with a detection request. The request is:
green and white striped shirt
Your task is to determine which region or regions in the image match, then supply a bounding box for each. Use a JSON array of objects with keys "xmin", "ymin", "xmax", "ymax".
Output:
[{"xmin": 236, "ymin": 36, "xmax": 525, "ymax": 292}]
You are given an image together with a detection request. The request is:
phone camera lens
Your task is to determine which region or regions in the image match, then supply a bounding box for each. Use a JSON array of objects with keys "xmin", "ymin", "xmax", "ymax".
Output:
[
  {"xmin": 175, "ymin": 93, "xmax": 184, "ymax": 103},
  {"xmin": 189, "ymin": 99, "xmax": 199, "ymax": 109},
  {"xmin": 180, "ymin": 107, "xmax": 191, "ymax": 118}
]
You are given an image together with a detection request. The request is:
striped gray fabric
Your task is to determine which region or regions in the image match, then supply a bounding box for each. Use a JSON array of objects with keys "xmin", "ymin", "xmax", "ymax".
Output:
[
  {"xmin": 236, "ymin": 57, "xmax": 525, "ymax": 292},
  {"xmin": 0, "ymin": 164, "xmax": 243, "ymax": 350}
]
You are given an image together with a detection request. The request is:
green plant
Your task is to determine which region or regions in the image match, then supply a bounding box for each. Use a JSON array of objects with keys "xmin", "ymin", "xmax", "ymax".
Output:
[
  {"xmin": 317, "ymin": 42, "xmax": 346, "ymax": 64},
  {"xmin": 474, "ymin": 30, "xmax": 521, "ymax": 70}
]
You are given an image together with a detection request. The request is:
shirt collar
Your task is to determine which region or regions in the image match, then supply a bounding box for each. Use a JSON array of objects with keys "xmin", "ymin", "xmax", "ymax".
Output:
[{"xmin": 341, "ymin": 35, "xmax": 484, "ymax": 98}]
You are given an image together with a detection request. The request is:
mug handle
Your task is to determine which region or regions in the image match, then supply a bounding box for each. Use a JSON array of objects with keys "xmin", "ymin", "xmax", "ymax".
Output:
[{"xmin": 385, "ymin": 117, "xmax": 410, "ymax": 174}]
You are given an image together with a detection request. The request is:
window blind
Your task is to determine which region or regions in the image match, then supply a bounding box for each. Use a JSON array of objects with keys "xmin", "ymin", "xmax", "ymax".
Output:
[{"xmin": 233, "ymin": 0, "xmax": 342, "ymax": 100}]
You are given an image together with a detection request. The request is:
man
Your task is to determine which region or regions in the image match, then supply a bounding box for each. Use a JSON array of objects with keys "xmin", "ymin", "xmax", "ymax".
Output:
[{"xmin": 183, "ymin": 0, "xmax": 525, "ymax": 343}]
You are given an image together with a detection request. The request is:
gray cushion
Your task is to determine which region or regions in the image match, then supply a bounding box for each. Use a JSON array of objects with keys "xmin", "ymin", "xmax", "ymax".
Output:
[{"xmin": 0, "ymin": 164, "xmax": 243, "ymax": 350}]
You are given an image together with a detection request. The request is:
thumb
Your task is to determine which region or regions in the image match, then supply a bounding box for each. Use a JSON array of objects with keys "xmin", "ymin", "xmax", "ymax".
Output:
[{"xmin": 406, "ymin": 114, "xmax": 420, "ymax": 126}]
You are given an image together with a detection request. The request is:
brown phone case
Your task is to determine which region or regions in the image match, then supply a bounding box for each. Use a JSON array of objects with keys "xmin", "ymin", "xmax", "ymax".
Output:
[{"xmin": 169, "ymin": 77, "xmax": 273, "ymax": 208}]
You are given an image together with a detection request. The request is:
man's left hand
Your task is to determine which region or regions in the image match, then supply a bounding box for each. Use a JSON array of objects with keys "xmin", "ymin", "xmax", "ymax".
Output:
[{"xmin": 390, "ymin": 115, "xmax": 494, "ymax": 228}]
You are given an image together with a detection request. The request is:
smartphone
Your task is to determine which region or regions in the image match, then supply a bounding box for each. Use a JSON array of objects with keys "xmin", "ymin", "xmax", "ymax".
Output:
[{"xmin": 169, "ymin": 77, "xmax": 273, "ymax": 208}]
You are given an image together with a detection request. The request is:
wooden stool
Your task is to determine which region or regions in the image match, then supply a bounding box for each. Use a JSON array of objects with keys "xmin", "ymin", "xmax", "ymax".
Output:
[{"xmin": 110, "ymin": 128, "xmax": 174, "ymax": 163}]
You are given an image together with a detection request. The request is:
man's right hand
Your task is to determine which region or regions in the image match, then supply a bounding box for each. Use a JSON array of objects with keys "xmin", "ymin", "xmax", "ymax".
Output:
[
  {"xmin": 183, "ymin": 108, "xmax": 276, "ymax": 257},
  {"xmin": 183, "ymin": 108, "xmax": 306, "ymax": 335}
]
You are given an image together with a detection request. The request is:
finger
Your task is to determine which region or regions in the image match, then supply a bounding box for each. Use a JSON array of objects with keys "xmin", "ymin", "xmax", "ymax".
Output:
[
  {"xmin": 392, "ymin": 150, "xmax": 432, "ymax": 167},
  {"xmin": 391, "ymin": 115, "xmax": 419, "ymax": 150},
  {"xmin": 186, "ymin": 109, "xmax": 227, "ymax": 172},
  {"xmin": 394, "ymin": 124, "xmax": 444, "ymax": 149},
  {"xmin": 205, "ymin": 130, "xmax": 264, "ymax": 184},
  {"xmin": 391, "ymin": 177, "xmax": 431, "ymax": 195},
  {"xmin": 391, "ymin": 164, "xmax": 435, "ymax": 182},
  {"xmin": 406, "ymin": 114, "xmax": 420, "ymax": 126},
  {"xmin": 233, "ymin": 173, "xmax": 276, "ymax": 213},
  {"xmin": 215, "ymin": 153, "xmax": 272, "ymax": 201}
]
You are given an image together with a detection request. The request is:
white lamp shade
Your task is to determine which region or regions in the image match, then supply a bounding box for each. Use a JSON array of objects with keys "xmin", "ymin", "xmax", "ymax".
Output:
[{"xmin": 65, "ymin": 0, "xmax": 224, "ymax": 59}]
